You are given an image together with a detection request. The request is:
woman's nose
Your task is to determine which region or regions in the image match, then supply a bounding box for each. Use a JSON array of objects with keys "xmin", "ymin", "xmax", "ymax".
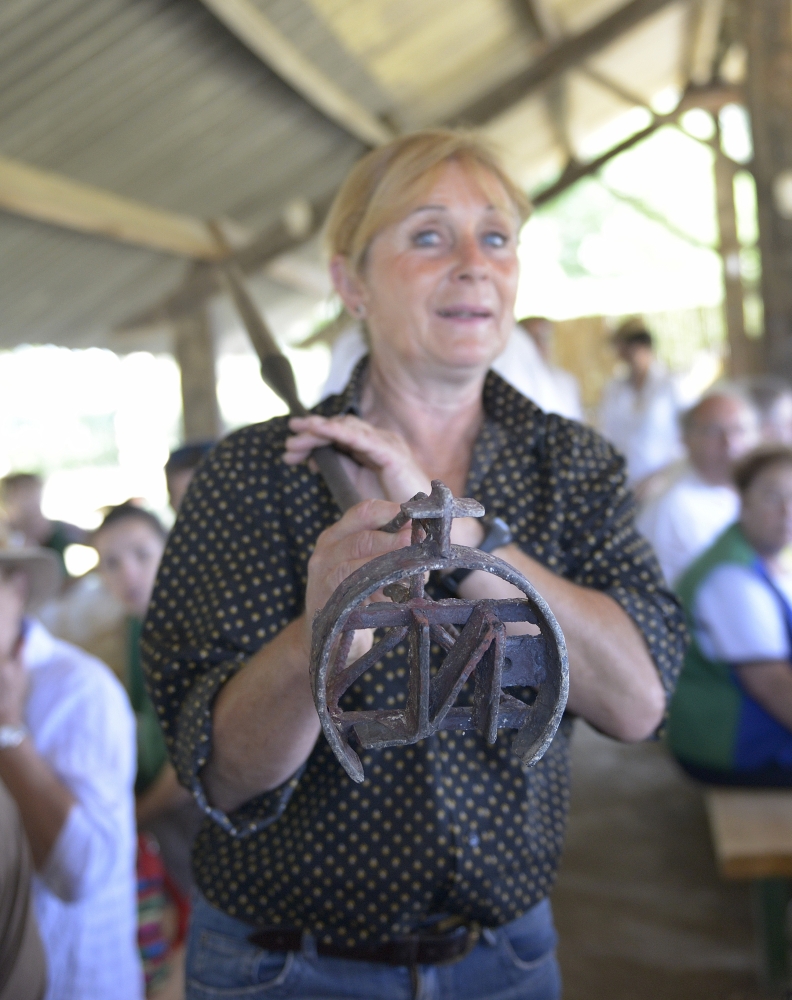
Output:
[{"xmin": 453, "ymin": 234, "xmax": 489, "ymax": 279}]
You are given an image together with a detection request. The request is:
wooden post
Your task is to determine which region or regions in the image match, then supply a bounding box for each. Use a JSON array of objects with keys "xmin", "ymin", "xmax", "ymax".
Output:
[
  {"xmin": 173, "ymin": 307, "xmax": 222, "ymax": 442},
  {"xmin": 713, "ymin": 136, "xmax": 753, "ymax": 376},
  {"xmin": 745, "ymin": 0, "xmax": 792, "ymax": 376}
]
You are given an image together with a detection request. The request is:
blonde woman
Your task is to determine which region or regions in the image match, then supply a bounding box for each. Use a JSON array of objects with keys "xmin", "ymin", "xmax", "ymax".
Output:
[{"xmin": 144, "ymin": 130, "xmax": 685, "ymax": 1000}]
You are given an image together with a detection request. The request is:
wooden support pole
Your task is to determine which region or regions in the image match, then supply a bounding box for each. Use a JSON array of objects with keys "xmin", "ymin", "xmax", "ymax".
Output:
[
  {"xmin": 713, "ymin": 139, "xmax": 754, "ymax": 376},
  {"xmin": 745, "ymin": 0, "xmax": 792, "ymax": 376},
  {"xmin": 173, "ymin": 307, "xmax": 222, "ymax": 443}
]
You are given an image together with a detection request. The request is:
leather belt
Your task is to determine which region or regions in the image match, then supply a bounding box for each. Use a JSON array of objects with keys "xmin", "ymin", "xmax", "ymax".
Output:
[{"xmin": 248, "ymin": 920, "xmax": 480, "ymax": 967}]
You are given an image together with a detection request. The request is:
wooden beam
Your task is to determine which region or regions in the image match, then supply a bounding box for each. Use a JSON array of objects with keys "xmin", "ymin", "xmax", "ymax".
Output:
[
  {"xmin": 689, "ymin": 0, "xmax": 726, "ymax": 85},
  {"xmin": 116, "ymin": 193, "xmax": 336, "ymax": 330},
  {"xmin": 532, "ymin": 121, "xmax": 662, "ymax": 206},
  {"xmin": 173, "ymin": 306, "xmax": 222, "ymax": 442},
  {"xmin": 531, "ymin": 84, "xmax": 742, "ymax": 207},
  {"xmin": 198, "ymin": 0, "xmax": 393, "ymax": 148},
  {"xmin": 0, "ymin": 154, "xmax": 227, "ymax": 260},
  {"xmin": 454, "ymin": 0, "xmax": 678, "ymax": 126},
  {"xmin": 713, "ymin": 136, "xmax": 758, "ymax": 375},
  {"xmin": 745, "ymin": 0, "xmax": 792, "ymax": 376}
]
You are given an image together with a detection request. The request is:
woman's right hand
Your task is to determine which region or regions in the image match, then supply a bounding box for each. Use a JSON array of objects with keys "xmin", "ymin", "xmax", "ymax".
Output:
[
  {"xmin": 285, "ymin": 414, "xmax": 431, "ymax": 504},
  {"xmin": 297, "ymin": 498, "xmax": 413, "ymax": 662}
]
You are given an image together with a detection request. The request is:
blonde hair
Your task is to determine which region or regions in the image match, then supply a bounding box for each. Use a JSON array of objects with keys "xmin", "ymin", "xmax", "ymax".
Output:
[{"xmin": 324, "ymin": 129, "xmax": 531, "ymax": 273}]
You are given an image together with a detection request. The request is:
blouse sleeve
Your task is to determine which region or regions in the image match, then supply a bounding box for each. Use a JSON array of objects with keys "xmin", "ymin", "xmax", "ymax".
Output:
[{"xmin": 141, "ymin": 420, "xmax": 309, "ymax": 838}]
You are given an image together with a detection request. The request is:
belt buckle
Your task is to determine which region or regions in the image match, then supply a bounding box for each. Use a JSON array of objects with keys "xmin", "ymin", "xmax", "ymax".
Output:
[{"xmin": 416, "ymin": 919, "xmax": 481, "ymax": 967}]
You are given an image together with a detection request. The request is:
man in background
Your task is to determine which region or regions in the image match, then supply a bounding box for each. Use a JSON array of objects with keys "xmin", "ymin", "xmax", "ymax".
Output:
[
  {"xmin": 637, "ymin": 389, "xmax": 759, "ymax": 586},
  {"xmin": 598, "ymin": 325, "xmax": 684, "ymax": 487},
  {"xmin": 0, "ymin": 474, "xmax": 87, "ymax": 578}
]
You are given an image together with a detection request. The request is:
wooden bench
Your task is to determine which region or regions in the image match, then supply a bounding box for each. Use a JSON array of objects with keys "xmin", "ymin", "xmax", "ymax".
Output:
[{"xmin": 705, "ymin": 789, "xmax": 792, "ymax": 991}]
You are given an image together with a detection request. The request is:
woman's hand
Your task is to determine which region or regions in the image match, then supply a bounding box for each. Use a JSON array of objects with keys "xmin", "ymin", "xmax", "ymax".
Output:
[
  {"xmin": 286, "ymin": 414, "xmax": 430, "ymax": 504},
  {"xmin": 205, "ymin": 498, "xmax": 413, "ymax": 809},
  {"xmin": 299, "ymin": 498, "xmax": 413, "ymax": 661}
]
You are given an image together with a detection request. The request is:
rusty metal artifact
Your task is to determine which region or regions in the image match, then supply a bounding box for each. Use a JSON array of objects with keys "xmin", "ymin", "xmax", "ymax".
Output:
[{"xmin": 311, "ymin": 481, "xmax": 569, "ymax": 782}]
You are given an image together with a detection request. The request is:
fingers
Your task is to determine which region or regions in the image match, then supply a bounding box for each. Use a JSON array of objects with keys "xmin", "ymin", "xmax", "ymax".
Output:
[
  {"xmin": 284, "ymin": 415, "xmax": 405, "ymax": 471},
  {"xmin": 306, "ymin": 499, "xmax": 412, "ymax": 617},
  {"xmin": 285, "ymin": 416, "xmax": 430, "ymax": 504}
]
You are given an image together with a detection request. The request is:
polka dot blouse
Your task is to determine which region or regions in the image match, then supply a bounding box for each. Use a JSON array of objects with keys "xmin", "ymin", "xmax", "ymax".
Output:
[{"xmin": 142, "ymin": 361, "xmax": 686, "ymax": 946}]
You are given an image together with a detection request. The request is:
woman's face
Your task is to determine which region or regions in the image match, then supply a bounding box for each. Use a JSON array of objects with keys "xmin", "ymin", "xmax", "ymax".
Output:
[
  {"xmin": 334, "ymin": 160, "xmax": 521, "ymax": 380},
  {"xmin": 740, "ymin": 462, "xmax": 792, "ymax": 556},
  {"xmin": 95, "ymin": 519, "xmax": 165, "ymax": 619}
]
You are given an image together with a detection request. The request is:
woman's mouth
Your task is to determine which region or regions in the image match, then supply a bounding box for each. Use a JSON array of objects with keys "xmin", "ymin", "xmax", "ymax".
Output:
[{"xmin": 436, "ymin": 306, "xmax": 493, "ymax": 320}]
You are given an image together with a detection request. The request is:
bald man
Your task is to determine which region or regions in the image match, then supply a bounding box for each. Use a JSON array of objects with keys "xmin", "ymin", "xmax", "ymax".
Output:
[{"xmin": 637, "ymin": 390, "xmax": 760, "ymax": 586}]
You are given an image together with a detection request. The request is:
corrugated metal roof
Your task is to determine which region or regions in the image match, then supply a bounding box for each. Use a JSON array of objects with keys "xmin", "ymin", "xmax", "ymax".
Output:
[{"xmin": 0, "ymin": 0, "xmax": 693, "ymax": 349}]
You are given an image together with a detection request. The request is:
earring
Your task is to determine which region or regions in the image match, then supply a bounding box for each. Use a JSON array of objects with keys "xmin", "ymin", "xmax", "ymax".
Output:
[{"xmin": 355, "ymin": 305, "xmax": 366, "ymax": 318}]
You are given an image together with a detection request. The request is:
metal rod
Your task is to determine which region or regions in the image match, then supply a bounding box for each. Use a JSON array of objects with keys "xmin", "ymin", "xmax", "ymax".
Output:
[{"xmin": 220, "ymin": 263, "xmax": 362, "ymax": 512}]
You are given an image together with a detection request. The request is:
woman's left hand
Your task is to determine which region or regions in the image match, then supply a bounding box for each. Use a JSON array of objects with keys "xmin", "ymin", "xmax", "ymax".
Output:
[{"xmin": 285, "ymin": 414, "xmax": 430, "ymax": 503}]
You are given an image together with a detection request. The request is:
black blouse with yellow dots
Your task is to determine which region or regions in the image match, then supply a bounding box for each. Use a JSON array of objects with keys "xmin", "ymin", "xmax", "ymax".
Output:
[{"xmin": 142, "ymin": 360, "xmax": 685, "ymax": 948}]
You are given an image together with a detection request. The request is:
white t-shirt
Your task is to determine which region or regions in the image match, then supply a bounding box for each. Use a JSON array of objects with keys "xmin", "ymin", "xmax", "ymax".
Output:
[
  {"xmin": 598, "ymin": 362, "xmax": 683, "ymax": 484},
  {"xmin": 24, "ymin": 620, "xmax": 143, "ymax": 1000},
  {"xmin": 693, "ymin": 562, "xmax": 792, "ymax": 663},
  {"xmin": 636, "ymin": 467, "xmax": 740, "ymax": 586},
  {"xmin": 322, "ymin": 325, "xmax": 584, "ymax": 421}
]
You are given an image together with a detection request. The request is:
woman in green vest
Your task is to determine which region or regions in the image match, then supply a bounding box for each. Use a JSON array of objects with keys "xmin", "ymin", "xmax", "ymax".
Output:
[{"xmin": 668, "ymin": 445, "xmax": 792, "ymax": 784}]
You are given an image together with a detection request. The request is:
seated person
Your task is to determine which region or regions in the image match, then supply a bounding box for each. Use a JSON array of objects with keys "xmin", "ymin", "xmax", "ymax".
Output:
[
  {"xmin": 1, "ymin": 473, "xmax": 87, "ymax": 578},
  {"xmin": 92, "ymin": 503, "xmax": 199, "ymax": 895},
  {"xmin": 165, "ymin": 443, "xmax": 215, "ymax": 514},
  {"xmin": 668, "ymin": 446, "xmax": 792, "ymax": 785},
  {"xmin": 637, "ymin": 390, "xmax": 759, "ymax": 585},
  {"xmin": 0, "ymin": 540, "xmax": 141, "ymax": 999}
]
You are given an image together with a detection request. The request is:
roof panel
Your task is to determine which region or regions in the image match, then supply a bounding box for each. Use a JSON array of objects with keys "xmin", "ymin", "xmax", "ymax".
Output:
[{"xmin": 0, "ymin": 0, "xmax": 697, "ymax": 348}]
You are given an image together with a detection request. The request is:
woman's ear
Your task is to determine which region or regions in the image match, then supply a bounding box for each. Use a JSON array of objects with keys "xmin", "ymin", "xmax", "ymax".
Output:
[{"xmin": 329, "ymin": 256, "xmax": 366, "ymax": 318}]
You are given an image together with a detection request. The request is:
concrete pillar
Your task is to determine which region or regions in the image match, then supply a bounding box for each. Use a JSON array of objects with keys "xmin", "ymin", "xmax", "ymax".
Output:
[{"xmin": 173, "ymin": 307, "xmax": 222, "ymax": 442}]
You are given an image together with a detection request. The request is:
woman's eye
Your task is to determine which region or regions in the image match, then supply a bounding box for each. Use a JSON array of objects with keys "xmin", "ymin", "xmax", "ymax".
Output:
[
  {"xmin": 483, "ymin": 231, "xmax": 510, "ymax": 248},
  {"xmin": 412, "ymin": 229, "xmax": 442, "ymax": 247}
]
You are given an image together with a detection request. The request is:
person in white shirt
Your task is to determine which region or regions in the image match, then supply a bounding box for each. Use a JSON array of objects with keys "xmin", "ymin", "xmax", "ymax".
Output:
[
  {"xmin": 598, "ymin": 326, "xmax": 683, "ymax": 486},
  {"xmin": 518, "ymin": 316, "xmax": 583, "ymax": 422},
  {"xmin": 322, "ymin": 320, "xmax": 581, "ymax": 419},
  {"xmin": 637, "ymin": 390, "xmax": 759, "ymax": 586},
  {"xmin": 0, "ymin": 543, "xmax": 142, "ymax": 1000}
]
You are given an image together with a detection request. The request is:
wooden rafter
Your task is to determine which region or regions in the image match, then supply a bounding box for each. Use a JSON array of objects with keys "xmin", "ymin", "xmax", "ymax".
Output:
[
  {"xmin": 198, "ymin": 0, "xmax": 393, "ymax": 148},
  {"xmin": 456, "ymin": 0, "xmax": 678, "ymax": 125},
  {"xmin": 116, "ymin": 193, "xmax": 336, "ymax": 331},
  {"xmin": 689, "ymin": 0, "xmax": 726, "ymax": 85},
  {"xmin": 532, "ymin": 84, "xmax": 743, "ymax": 207},
  {"xmin": 0, "ymin": 154, "xmax": 228, "ymax": 260}
]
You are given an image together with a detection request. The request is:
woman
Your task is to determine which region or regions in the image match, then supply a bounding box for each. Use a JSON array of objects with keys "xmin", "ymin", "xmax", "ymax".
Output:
[
  {"xmin": 669, "ymin": 446, "xmax": 792, "ymax": 785},
  {"xmin": 143, "ymin": 129, "xmax": 684, "ymax": 1000},
  {"xmin": 93, "ymin": 504, "xmax": 199, "ymax": 988}
]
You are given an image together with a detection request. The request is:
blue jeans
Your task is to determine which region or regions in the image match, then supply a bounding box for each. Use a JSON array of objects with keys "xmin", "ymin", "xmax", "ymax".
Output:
[{"xmin": 186, "ymin": 894, "xmax": 561, "ymax": 1000}]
